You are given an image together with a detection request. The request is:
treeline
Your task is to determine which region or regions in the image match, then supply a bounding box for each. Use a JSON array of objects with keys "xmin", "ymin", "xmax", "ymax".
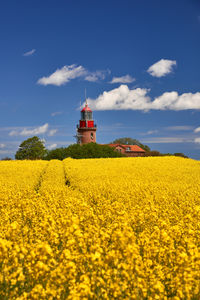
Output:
[
  {"xmin": 44, "ymin": 143, "xmax": 124, "ymax": 160},
  {"xmin": 144, "ymin": 151, "xmax": 188, "ymax": 158},
  {"xmin": 14, "ymin": 136, "xmax": 124, "ymax": 160},
  {"xmin": 1, "ymin": 136, "xmax": 188, "ymax": 160}
]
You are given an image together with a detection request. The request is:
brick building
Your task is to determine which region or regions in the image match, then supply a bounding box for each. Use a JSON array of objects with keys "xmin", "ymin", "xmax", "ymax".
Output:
[{"xmin": 108, "ymin": 144, "xmax": 146, "ymax": 157}]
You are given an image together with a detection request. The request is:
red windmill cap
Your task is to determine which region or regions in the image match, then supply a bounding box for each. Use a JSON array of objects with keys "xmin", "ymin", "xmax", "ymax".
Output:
[{"xmin": 81, "ymin": 103, "xmax": 92, "ymax": 112}]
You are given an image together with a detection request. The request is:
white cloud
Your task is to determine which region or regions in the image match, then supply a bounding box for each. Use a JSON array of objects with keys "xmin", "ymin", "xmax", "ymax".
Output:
[
  {"xmin": 142, "ymin": 137, "xmax": 192, "ymax": 143},
  {"xmin": 21, "ymin": 123, "xmax": 49, "ymax": 136},
  {"xmin": 194, "ymin": 127, "xmax": 200, "ymax": 133},
  {"xmin": 0, "ymin": 143, "xmax": 5, "ymax": 148},
  {"xmin": 37, "ymin": 65, "xmax": 86, "ymax": 86},
  {"xmin": 8, "ymin": 124, "xmax": 58, "ymax": 137},
  {"xmin": 110, "ymin": 75, "xmax": 135, "ymax": 84},
  {"xmin": 87, "ymin": 85, "xmax": 200, "ymax": 111},
  {"xmin": 37, "ymin": 65, "xmax": 109, "ymax": 86},
  {"xmin": 51, "ymin": 111, "xmax": 63, "ymax": 117},
  {"xmin": 146, "ymin": 130, "xmax": 158, "ymax": 135},
  {"xmin": 140, "ymin": 130, "xmax": 158, "ymax": 136},
  {"xmin": 48, "ymin": 143, "xmax": 57, "ymax": 150},
  {"xmin": 48, "ymin": 129, "xmax": 57, "ymax": 136},
  {"xmin": 147, "ymin": 59, "xmax": 176, "ymax": 77},
  {"xmin": 9, "ymin": 130, "xmax": 19, "ymax": 136},
  {"xmin": 194, "ymin": 138, "xmax": 200, "ymax": 143},
  {"xmin": 23, "ymin": 49, "xmax": 36, "ymax": 56},
  {"xmin": 87, "ymin": 85, "xmax": 151, "ymax": 111},
  {"xmin": 85, "ymin": 70, "xmax": 107, "ymax": 82},
  {"xmin": 9, "ymin": 123, "xmax": 49, "ymax": 136},
  {"xmin": 151, "ymin": 91, "xmax": 200, "ymax": 110},
  {"xmin": 166, "ymin": 126, "xmax": 193, "ymax": 131}
]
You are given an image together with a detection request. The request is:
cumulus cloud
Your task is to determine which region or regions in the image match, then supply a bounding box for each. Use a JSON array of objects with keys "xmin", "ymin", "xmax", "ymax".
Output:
[
  {"xmin": 37, "ymin": 65, "xmax": 109, "ymax": 86},
  {"xmin": 48, "ymin": 143, "xmax": 57, "ymax": 150},
  {"xmin": 23, "ymin": 49, "xmax": 36, "ymax": 56},
  {"xmin": 110, "ymin": 75, "xmax": 135, "ymax": 84},
  {"xmin": 151, "ymin": 91, "xmax": 200, "ymax": 110},
  {"xmin": 0, "ymin": 143, "xmax": 5, "ymax": 148},
  {"xmin": 87, "ymin": 85, "xmax": 151, "ymax": 111},
  {"xmin": 38, "ymin": 65, "xmax": 86, "ymax": 86},
  {"xmin": 9, "ymin": 123, "xmax": 49, "ymax": 136},
  {"xmin": 147, "ymin": 59, "xmax": 176, "ymax": 77},
  {"xmin": 87, "ymin": 85, "xmax": 200, "ymax": 111},
  {"xmin": 194, "ymin": 127, "xmax": 200, "ymax": 133}
]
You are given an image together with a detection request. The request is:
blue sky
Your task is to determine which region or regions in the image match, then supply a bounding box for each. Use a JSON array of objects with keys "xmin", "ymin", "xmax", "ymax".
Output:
[{"xmin": 0, "ymin": 0, "xmax": 200, "ymax": 159}]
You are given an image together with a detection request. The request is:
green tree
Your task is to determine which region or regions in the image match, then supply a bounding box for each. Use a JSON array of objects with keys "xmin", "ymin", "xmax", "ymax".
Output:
[
  {"xmin": 45, "ymin": 147, "xmax": 69, "ymax": 160},
  {"xmin": 174, "ymin": 153, "xmax": 188, "ymax": 158},
  {"xmin": 15, "ymin": 136, "xmax": 46, "ymax": 160},
  {"xmin": 65, "ymin": 144, "xmax": 84, "ymax": 159},
  {"xmin": 45, "ymin": 143, "xmax": 124, "ymax": 160},
  {"xmin": 1, "ymin": 157, "xmax": 12, "ymax": 161},
  {"xmin": 111, "ymin": 137, "xmax": 150, "ymax": 152},
  {"xmin": 144, "ymin": 150, "xmax": 162, "ymax": 157},
  {"xmin": 80, "ymin": 143, "xmax": 124, "ymax": 158}
]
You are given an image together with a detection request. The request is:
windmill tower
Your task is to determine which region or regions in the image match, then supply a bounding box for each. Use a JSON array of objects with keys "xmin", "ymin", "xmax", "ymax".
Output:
[{"xmin": 76, "ymin": 100, "xmax": 97, "ymax": 144}]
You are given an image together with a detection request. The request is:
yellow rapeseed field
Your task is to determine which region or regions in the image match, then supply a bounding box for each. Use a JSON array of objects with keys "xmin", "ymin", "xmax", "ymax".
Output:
[{"xmin": 0, "ymin": 157, "xmax": 200, "ymax": 299}]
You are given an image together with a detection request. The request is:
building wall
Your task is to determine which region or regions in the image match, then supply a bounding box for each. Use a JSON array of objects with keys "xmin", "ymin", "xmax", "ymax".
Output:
[
  {"xmin": 114, "ymin": 145, "xmax": 125, "ymax": 154},
  {"xmin": 78, "ymin": 128, "xmax": 96, "ymax": 144},
  {"xmin": 125, "ymin": 152, "xmax": 145, "ymax": 157}
]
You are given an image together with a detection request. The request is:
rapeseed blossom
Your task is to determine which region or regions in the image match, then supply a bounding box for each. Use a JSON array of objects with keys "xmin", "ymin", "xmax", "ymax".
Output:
[{"xmin": 0, "ymin": 157, "xmax": 200, "ymax": 299}]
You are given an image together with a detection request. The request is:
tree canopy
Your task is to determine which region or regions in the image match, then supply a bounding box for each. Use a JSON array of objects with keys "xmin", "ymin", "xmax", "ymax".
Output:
[
  {"xmin": 15, "ymin": 136, "xmax": 46, "ymax": 160},
  {"xmin": 111, "ymin": 137, "xmax": 150, "ymax": 152},
  {"xmin": 1, "ymin": 157, "xmax": 12, "ymax": 161},
  {"xmin": 45, "ymin": 143, "xmax": 124, "ymax": 160},
  {"xmin": 15, "ymin": 136, "xmax": 188, "ymax": 160},
  {"xmin": 174, "ymin": 153, "xmax": 188, "ymax": 158},
  {"xmin": 44, "ymin": 147, "xmax": 68, "ymax": 160}
]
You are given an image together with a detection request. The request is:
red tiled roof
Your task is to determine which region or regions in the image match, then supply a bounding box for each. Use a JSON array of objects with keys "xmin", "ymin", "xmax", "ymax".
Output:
[
  {"xmin": 127, "ymin": 145, "xmax": 145, "ymax": 152},
  {"xmin": 108, "ymin": 144, "xmax": 145, "ymax": 152}
]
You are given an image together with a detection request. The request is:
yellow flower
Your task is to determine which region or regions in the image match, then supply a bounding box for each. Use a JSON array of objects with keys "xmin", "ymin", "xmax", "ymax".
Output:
[{"xmin": 0, "ymin": 157, "xmax": 200, "ymax": 298}]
